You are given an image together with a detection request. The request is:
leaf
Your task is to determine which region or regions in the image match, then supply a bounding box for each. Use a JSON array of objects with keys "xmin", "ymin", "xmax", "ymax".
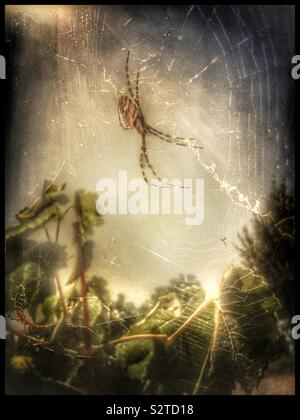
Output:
[
  {"xmin": 89, "ymin": 276, "xmax": 111, "ymax": 305},
  {"xmin": 66, "ymin": 190, "xmax": 103, "ymax": 285},
  {"xmin": 42, "ymin": 295, "xmax": 62, "ymax": 322},
  {"xmin": 71, "ymin": 292, "xmax": 105, "ymax": 345},
  {"xmin": 74, "ymin": 190, "xmax": 103, "ymax": 244},
  {"xmin": 66, "ymin": 241, "xmax": 94, "ymax": 284},
  {"xmin": 117, "ymin": 339, "xmax": 154, "ymax": 369},
  {"xmin": 5, "ymin": 204, "xmax": 59, "ymax": 240},
  {"xmin": 26, "ymin": 242, "xmax": 68, "ymax": 277},
  {"xmin": 43, "ymin": 179, "xmax": 66, "ymax": 196},
  {"xmin": 115, "ymin": 281, "xmax": 210, "ymax": 394},
  {"xmin": 84, "ymin": 294, "xmax": 103, "ymax": 326},
  {"xmin": 6, "ymin": 179, "xmax": 69, "ymax": 241},
  {"xmin": 6, "ymin": 262, "xmax": 48, "ymax": 313},
  {"xmin": 10, "ymin": 355, "xmax": 33, "ymax": 372},
  {"xmin": 114, "ymin": 271, "xmax": 281, "ymax": 395},
  {"xmin": 15, "ymin": 179, "xmax": 68, "ymax": 220},
  {"xmin": 235, "ymin": 182, "xmax": 295, "ymax": 319},
  {"xmin": 212, "ymin": 266, "xmax": 281, "ymax": 394}
]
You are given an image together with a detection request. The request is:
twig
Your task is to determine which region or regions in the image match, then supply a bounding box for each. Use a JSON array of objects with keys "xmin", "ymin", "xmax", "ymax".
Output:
[
  {"xmin": 108, "ymin": 333, "xmax": 168, "ymax": 346},
  {"xmin": 108, "ymin": 298, "xmax": 214, "ymax": 347},
  {"xmin": 192, "ymin": 328, "xmax": 215, "ymax": 395},
  {"xmin": 167, "ymin": 298, "xmax": 213, "ymax": 344},
  {"xmin": 55, "ymin": 205, "xmax": 74, "ymax": 243},
  {"xmin": 80, "ymin": 271, "xmax": 91, "ymax": 350},
  {"xmin": 13, "ymin": 307, "xmax": 57, "ymax": 331},
  {"xmin": 55, "ymin": 273, "xmax": 68, "ymax": 319},
  {"xmin": 43, "ymin": 225, "xmax": 51, "ymax": 241},
  {"xmin": 7, "ymin": 324, "xmax": 49, "ymax": 346},
  {"xmin": 136, "ymin": 301, "xmax": 161, "ymax": 326},
  {"xmin": 74, "ymin": 220, "xmax": 91, "ymax": 351}
]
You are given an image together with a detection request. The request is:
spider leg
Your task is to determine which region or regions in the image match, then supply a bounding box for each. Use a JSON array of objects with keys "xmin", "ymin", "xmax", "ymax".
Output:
[
  {"xmin": 118, "ymin": 107, "xmax": 130, "ymax": 129},
  {"xmin": 135, "ymin": 71, "xmax": 140, "ymax": 106},
  {"xmin": 147, "ymin": 124, "xmax": 195, "ymax": 141},
  {"xmin": 146, "ymin": 124, "xmax": 203, "ymax": 149},
  {"xmin": 126, "ymin": 50, "xmax": 135, "ymax": 98},
  {"xmin": 139, "ymin": 140, "xmax": 148, "ymax": 184},
  {"xmin": 142, "ymin": 134, "xmax": 162, "ymax": 181}
]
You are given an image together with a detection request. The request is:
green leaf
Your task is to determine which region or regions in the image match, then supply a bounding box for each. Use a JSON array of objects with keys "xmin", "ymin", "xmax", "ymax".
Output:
[
  {"xmin": 5, "ymin": 204, "xmax": 59, "ymax": 240},
  {"xmin": 113, "ymin": 271, "xmax": 281, "ymax": 395},
  {"xmin": 71, "ymin": 292, "xmax": 103, "ymax": 326},
  {"xmin": 114, "ymin": 281, "xmax": 209, "ymax": 394},
  {"xmin": 212, "ymin": 266, "xmax": 281, "ymax": 394},
  {"xmin": 6, "ymin": 180, "xmax": 68, "ymax": 241},
  {"xmin": 235, "ymin": 182, "xmax": 295, "ymax": 319},
  {"xmin": 117, "ymin": 339, "xmax": 154, "ymax": 369},
  {"xmin": 43, "ymin": 179, "xmax": 66, "ymax": 196},
  {"xmin": 6, "ymin": 262, "xmax": 48, "ymax": 313},
  {"xmin": 66, "ymin": 241, "xmax": 94, "ymax": 285},
  {"xmin": 74, "ymin": 190, "xmax": 103, "ymax": 243},
  {"xmin": 89, "ymin": 276, "xmax": 111, "ymax": 304},
  {"xmin": 42, "ymin": 295, "xmax": 62, "ymax": 322}
]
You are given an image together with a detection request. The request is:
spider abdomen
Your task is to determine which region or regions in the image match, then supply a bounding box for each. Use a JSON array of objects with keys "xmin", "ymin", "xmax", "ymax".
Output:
[{"xmin": 118, "ymin": 95, "xmax": 146, "ymax": 135}]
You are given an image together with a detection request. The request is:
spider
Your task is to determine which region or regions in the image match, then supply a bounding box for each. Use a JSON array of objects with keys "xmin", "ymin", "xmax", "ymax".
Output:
[{"xmin": 118, "ymin": 51, "xmax": 203, "ymax": 184}]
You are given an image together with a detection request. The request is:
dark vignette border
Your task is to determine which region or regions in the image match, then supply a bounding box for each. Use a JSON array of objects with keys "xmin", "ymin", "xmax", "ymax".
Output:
[{"xmin": 0, "ymin": 1, "xmax": 298, "ymax": 415}]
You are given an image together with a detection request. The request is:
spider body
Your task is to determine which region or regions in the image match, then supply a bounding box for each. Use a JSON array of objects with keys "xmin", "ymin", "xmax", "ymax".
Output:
[
  {"xmin": 118, "ymin": 95, "xmax": 146, "ymax": 135},
  {"xmin": 118, "ymin": 51, "xmax": 202, "ymax": 183}
]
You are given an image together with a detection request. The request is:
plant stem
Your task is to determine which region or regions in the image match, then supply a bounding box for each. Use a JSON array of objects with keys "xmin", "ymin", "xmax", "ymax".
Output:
[
  {"xmin": 55, "ymin": 273, "xmax": 68, "ymax": 319},
  {"xmin": 43, "ymin": 225, "xmax": 51, "ymax": 241},
  {"xmin": 42, "ymin": 220, "xmax": 68, "ymax": 320},
  {"xmin": 108, "ymin": 299, "xmax": 214, "ymax": 348},
  {"xmin": 192, "ymin": 332, "xmax": 215, "ymax": 395},
  {"xmin": 167, "ymin": 298, "xmax": 213, "ymax": 344},
  {"xmin": 192, "ymin": 301, "xmax": 220, "ymax": 395},
  {"xmin": 80, "ymin": 270, "xmax": 91, "ymax": 351},
  {"xmin": 109, "ymin": 333, "xmax": 168, "ymax": 346},
  {"xmin": 7, "ymin": 324, "xmax": 49, "ymax": 346},
  {"xmin": 55, "ymin": 205, "xmax": 74, "ymax": 243},
  {"xmin": 74, "ymin": 221, "xmax": 91, "ymax": 352}
]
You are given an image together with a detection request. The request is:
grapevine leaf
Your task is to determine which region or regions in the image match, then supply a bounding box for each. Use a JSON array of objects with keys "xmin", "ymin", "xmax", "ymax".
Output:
[{"xmin": 6, "ymin": 262, "xmax": 48, "ymax": 313}]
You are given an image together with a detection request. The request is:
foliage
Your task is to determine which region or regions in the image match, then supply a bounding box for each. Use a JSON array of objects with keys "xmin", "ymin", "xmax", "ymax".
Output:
[
  {"xmin": 74, "ymin": 189, "xmax": 103, "ymax": 244},
  {"xmin": 5, "ymin": 180, "xmax": 286, "ymax": 395},
  {"xmin": 235, "ymin": 181, "xmax": 295, "ymax": 318},
  {"xmin": 6, "ymin": 262, "xmax": 48, "ymax": 314},
  {"xmin": 114, "ymin": 267, "xmax": 280, "ymax": 395},
  {"xmin": 6, "ymin": 180, "xmax": 68, "ymax": 240}
]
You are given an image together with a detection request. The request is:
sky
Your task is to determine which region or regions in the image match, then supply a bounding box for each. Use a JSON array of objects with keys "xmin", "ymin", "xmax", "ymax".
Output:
[{"xmin": 5, "ymin": 5, "xmax": 295, "ymax": 302}]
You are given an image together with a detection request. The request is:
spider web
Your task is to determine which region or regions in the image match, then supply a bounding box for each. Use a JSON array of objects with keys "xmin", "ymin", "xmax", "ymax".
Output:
[
  {"xmin": 5, "ymin": 5, "xmax": 295, "ymax": 299},
  {"xmin": 5, "ymin": 5, "xmax": 295, "ymax": 394},
  {"xmin": 166, "ymin": 280, "xmax": 277, "ymax": 394}
]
